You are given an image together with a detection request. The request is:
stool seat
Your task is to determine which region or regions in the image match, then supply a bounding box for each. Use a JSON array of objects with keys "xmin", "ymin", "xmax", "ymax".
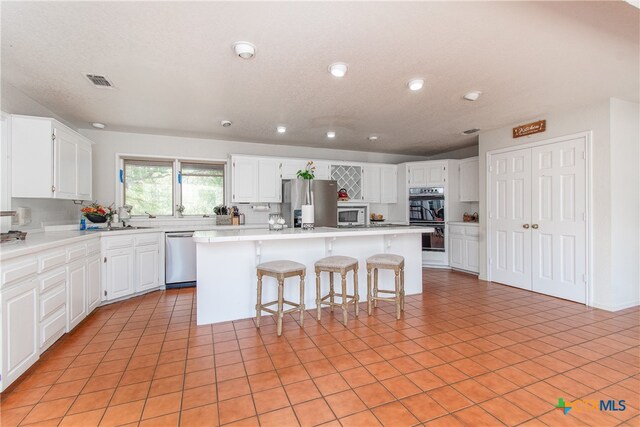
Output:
[
  {"xmin": 315, "ymin": 256, "xmax": 358, "ymax": 270},
  {"xmin": 257, "ymin": 260, "xmax": 306, "ymax": 274},
  {"xmin": 366, "ymin": 253, "xmax": 404, "ymax": 268}
]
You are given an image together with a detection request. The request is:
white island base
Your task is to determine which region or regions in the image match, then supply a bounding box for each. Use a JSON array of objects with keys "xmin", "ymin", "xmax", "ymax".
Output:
[{"xmin": 194, "ymin": 227, "xmax": 426, "ymax": 325}]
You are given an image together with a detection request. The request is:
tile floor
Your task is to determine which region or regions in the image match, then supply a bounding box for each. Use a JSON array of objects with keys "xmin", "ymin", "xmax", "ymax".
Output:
[{"xmin": 1, "ymin": 269, "xmax": 638, "ymax": 426}]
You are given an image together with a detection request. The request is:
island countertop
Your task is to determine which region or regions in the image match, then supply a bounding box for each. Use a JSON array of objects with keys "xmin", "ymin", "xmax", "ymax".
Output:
[{"xmin": 193, "ymin": 225, "xmax": 431, "ymax": 243}]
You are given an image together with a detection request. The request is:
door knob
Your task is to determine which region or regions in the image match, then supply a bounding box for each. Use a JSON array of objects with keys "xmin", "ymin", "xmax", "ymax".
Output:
[
  {"xmin": 522, "ymin": 224, "xmax": 530, "ymax": 229},
  {"xmin": 532, "ymin": 224, "xmax": 539, "ymax": 229}
]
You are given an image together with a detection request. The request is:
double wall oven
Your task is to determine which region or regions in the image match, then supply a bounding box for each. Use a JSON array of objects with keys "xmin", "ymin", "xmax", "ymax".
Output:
[{"xmin": 409, "ymin": 187, "xmax": 445, "ymax": 252}]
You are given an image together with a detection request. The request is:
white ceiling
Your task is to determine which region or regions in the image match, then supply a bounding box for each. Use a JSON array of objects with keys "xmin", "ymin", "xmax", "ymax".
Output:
[{"xmin": 1, "ymin": 1, "xmax": 638, "ymax": 156}]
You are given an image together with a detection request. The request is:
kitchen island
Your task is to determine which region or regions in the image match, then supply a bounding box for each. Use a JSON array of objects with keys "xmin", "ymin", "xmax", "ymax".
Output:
[{"xmin": 193, "ymin": 226, "xmax": 429, "ymax": 324}]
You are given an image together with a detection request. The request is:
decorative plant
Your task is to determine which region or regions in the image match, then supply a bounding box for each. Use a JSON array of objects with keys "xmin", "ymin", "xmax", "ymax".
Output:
[
  {"xmin": 296, "ymin": 161, "xmax": 316, "ymax": 180},
  {"xmin": 213, "ymin": 205, "xmax": 230, "ymax": 216},
  {"xmin": 81, "ymin": 202, "xmax": 114, "ymax": 221}
]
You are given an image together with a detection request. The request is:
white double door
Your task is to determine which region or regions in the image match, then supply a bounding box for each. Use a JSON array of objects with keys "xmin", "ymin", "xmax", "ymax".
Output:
[{"xmin": 489, "ymin": 136, "xmax": 587, "ymax": 303}]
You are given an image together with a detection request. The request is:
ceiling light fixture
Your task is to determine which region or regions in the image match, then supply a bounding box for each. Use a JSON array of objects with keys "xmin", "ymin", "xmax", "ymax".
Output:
[
  {"xmin": 328, "ymin": 63, "xmax": 348, "ymax": 78},
  {"xmin": 277, "ymin": 126, "xmax": 286, "ymax": 133},
  {"xmin": 463, "ymin": 91, "xmax": 482, "ymax": 101},
  {"xmin": 91, "ymin": 122, "xmax": 105, "ymax": 129},
  {"xmin": 221, "ymin": 120, "xmax": 232, "ymax": 127},
  {"xmin": 326, "ymin": 131, "xmax": 336, "ymax": 138},
  {"xmin": 232, "ymin": 41, "xmax": 256, "ymax": 59},
  {"xmin": 368, "ymin": 136, "xmax": 379, "ymax": 141},
  {"xmin": 407, "ymin": 79, "xmax": 424, "ymax": 91}
]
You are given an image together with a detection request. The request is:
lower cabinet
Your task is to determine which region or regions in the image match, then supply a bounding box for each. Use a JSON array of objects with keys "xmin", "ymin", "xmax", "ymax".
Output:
[
  {"xmin": 1, "ymin": 278, "xmax": 39, "ymax": 388},
  {"xmin": 86, "ymin": 254, "xmax": 101, "ymax": 312},
  {"xmin": 449, "ymin": 224, "xmax": 479, "ymax": 274},
  {"xmin": 135, "ymin": 244, "xmax": 160, "ymax": 292},
  {"xmin": 104, "ymin": 247, "xmax": 135, "ymax": 300},
  {"xmin": 67, "ymin": 260, "xmax": 87, "ymax": 331}
]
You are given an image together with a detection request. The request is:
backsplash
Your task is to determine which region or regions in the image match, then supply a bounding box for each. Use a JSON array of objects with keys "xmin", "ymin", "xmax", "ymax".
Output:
[{"xmin": 11, "ymin": 198, "xmax": 81, "ymax": 230}]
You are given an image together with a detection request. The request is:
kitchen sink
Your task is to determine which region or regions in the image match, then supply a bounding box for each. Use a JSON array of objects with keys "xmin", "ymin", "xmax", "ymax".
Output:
[{"xmin": 87, "ymin": 226, "xmax": 153, "ymax": 232}]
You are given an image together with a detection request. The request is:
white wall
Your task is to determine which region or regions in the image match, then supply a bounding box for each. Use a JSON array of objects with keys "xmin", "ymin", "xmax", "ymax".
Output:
[
  {"xmin": 609, "ymin": 98, "xmax": 640, "ymax": 309},
  {"xmin": 478, "ymin": 98, "xmax": 639, "ymax": 311},
  {"xmin": 79, "ymin": 128, "xmax": 428, "ymax": 207}
]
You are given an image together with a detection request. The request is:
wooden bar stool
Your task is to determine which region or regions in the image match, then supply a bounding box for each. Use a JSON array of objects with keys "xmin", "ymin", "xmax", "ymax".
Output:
[
  {"xmin": 256, "ymin": 260, "xmax": 306, "ymax": 336},
  {"xmin": 366, "ymin": 254, "xmax": 405, "ymax": 320},
  {"xmin": 315, "ymin": 256, "xmax": 359, "ymax": 325}
]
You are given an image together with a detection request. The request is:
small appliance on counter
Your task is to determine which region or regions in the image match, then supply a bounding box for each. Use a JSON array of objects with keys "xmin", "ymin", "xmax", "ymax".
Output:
[
  {"xmin": 0, "ymin": 230, "xmax": 27, "ymax": 244},
  {"xmin": 337, "ymin": 205, "xmax": 367, "ymax": 227}
]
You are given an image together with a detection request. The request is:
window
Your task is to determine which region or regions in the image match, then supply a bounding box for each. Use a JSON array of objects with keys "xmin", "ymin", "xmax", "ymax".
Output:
[
  {"xmin": 180, "ymin": 162, "xmax": 225, "ymax": 215},
  {"xmin": 121, "ymin": 157, "xmax": 226, "ymax": 217}
]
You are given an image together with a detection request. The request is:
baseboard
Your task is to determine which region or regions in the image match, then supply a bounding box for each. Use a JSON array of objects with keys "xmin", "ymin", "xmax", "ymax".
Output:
[{"xmin": 590, "ymin": 299, "xmax": 640, "ymax": 312}]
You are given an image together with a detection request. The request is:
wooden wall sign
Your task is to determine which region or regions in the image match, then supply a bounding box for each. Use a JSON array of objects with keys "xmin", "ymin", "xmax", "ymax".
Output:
[{"xmin": 513, "ymin": 120, "xmax": 546, "ymax": 138}]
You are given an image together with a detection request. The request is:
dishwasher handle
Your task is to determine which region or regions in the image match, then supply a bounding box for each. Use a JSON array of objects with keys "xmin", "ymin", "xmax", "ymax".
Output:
[{"xmin": 166, "ymin": 233, "xmax": 194, "ymax": 238}]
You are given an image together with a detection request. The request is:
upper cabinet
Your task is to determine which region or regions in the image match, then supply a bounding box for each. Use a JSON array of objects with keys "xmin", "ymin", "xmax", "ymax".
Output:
[
  {"xmin": 231, "ymin": 155, "xmax": 281, "ymax": 203},
  {"xmin": 11, "ymin": 115, "xmax": 93, "ymax": 200},
  {"xmin": 408, "ymin": 161, "xmax": 447, "ymax": 187},
  {"xmin": 458, "ymin": 157, "xmax": 479, "ymax": 202},
  {"xmin": 363, "ymin": 164, "xmax": 397, "ymax": 203}
]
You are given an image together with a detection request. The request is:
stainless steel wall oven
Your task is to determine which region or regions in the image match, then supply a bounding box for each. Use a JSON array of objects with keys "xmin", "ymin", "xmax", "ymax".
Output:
[{"xmin": 409, "ymin": 187, "xmax": 445, "ymax": 252}]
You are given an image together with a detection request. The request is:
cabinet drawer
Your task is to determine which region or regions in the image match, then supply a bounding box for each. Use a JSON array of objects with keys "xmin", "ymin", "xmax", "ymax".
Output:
[
  {"xmin": 39, "ymin": 268, "xmax": 66, "ymax": 293},
  {"xmin": 135, "ymin": 234, "xmax": 160, "ymax": 247},
  {"xmin": 41, "ymin": 285, "xmax": 66, "ymax": 320},
  {"xmin": 1, "ymin": 259, "xmax": 38, "ymax": 286},
  {"xmin": 86, "ymin": 240, "xmax": 101, "ymax": 255},
  {"xmin": 104, "ymin": 236, "xmax": 134, "ymax": 249},
  {"xmin": 38, "ymin": 251, "xmax": 67, "ymax": 273},
  {"xmin": 450, "ymin": 225, "xmax": 466, "ymax": 236},
  {"xmin": 40, "ymin": 307, "xmax": 66, "ymax": 350},
  {"xmin": 465, "ymin": 227, "xmax": 479, "ymax": 238},
  {"xmin": 66, "ymin": 245, "xmax": 86, "ymax": 262}
]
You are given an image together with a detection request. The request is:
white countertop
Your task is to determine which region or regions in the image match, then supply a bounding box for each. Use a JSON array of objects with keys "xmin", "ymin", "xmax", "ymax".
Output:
[
  {"xmin": 0, "ymin": 224, "xmax": 269, "ymax": 261},
  {"xmin": 193, "ymin": 226, "xmax": 430, "ymax": 243},
  {"xmin": 448, "ymin": 221, "xmax": 479, "ymax": 226}
]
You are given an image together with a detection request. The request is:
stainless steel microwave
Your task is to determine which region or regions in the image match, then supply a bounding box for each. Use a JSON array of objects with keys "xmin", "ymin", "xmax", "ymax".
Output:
[{"xmin": 337, "ymin": 206, "xmax": 366, "ymax": 227}]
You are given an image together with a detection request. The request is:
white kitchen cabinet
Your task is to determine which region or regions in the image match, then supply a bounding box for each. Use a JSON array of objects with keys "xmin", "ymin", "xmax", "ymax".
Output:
[
  {"xmin": 281, "ymin": 159, "xmax": 307, "ymax": 180},
  {"xmin": 380, "ymin": 165, "xmax": 398, "ymax": 203},
  {"xmin": 11, "ymin": 115, "xmax": 93, "ymax": 200},
  {"xmin": 104, "ymin": 247, "xmax": 135, "ymax": 300},
  {"xmin": 135, "ymin": 244, "xmax": 160, "ymax": 292},
  {"xmin": 39, "ymin": 268, "xmax": 66, "ymax": 351},
  {"xmin": 408, "ymin": 161, "xmax": 447, "ymax": 187},
  {"xmin": 67, "ymin": 259, "xmax": 87, "ymax": 330},
  {"xmin": 313, "ymin": 161, "xmax": 331, "ymax": 180},
  {"xmin": 1, "ymin": 278, "xmax": 39, "ymax": 389},
  {"xmin": 231, "ymin": 156, "xmax": 259, "ymax": 203},
  {"xmin": 459, "ymin": 157, "xmax": 479, "ymax": 202},
  {"xmin": 363, "ymin": 165, "xmax": 381, "ymax": 203},
  {"xmin": 258, "ymin": 158, "xmax": 282, "ymax": 203},
  {"xmin": 449, "ymin": 224, "xmax": 479, "ymax": 274},
  {"xmin": 86, "ymin": 254, "xmax": 101, "ymax": 312}
]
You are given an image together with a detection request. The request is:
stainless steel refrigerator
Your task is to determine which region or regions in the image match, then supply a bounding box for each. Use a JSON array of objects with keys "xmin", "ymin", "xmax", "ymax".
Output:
[{"xmin": 281, "ymin": 179, "xmax": 338, "ymax": 228}]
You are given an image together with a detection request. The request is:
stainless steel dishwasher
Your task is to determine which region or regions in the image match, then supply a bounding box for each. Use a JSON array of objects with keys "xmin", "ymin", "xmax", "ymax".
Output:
[{"xmin": 165, "ymin": 231, "xmax": 197, "ymax": 288}]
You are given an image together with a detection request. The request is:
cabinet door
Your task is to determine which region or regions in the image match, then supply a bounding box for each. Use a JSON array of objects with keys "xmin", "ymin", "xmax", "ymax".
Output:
[
  {"xmin": 105, "ymin": 248, "xmax": 135, "ymax": 300},
  {"xmin": 10, "ymin": 116, "xmax": 54, "ymax": 198},
  {"xmin": 76, "ymin": 140, "xmax": 92, "ymax": 200},
  {"xmin": 1, "ymin": 278, "xmax": 39, "ymax": 390},
  {"xmin": 67, "ymin": 260, "xmax": 87, "ymax": 331},
  {"xmin": 449, "ymin": 235, "xmax": 464, "ymax": 269},
  {"xmin": 380, "ymin": 165, "xmax": 397, "ymax": 203},
  {"xmin": 258, "ymin": 158, "xmax": 282, "ymax": 203},
  {"xmin": 87, "ymin": 254, "xmax": 101, "ymax": 312},
  {"xmin": 281, "ymin": 159, "xmax": 307, "ymax": 180},
  {"xmin": 231, "ymin": 157, "xmax": 259, "ymax": 203},
  {"xmin": 425, "ymin": 162, "xmax": 447, "ymax": 186},
  {"xmin": 464, "ymin": 237, "xmax": 479, "ymax": 273},
  {"xmin": 363, "ymin": 165, "xmax": 381, "ymax": 203},
  {"xmin": 313, "ymin": 161, "xmax": 331, "ymax": 180},
  {"xmin": 135, "ymin": 244, "xmax": 159, "ymax": 292},
  {"xmin": 54, "ymin": 127, "xmax": 78, "ymax": 199},
  {"xmin": 408, "ymin": 165, "xmax": 427, "ymax": 187},
  {"xmin": 459, "ymin": 158, "xmax": 479, "ymax": 202}
]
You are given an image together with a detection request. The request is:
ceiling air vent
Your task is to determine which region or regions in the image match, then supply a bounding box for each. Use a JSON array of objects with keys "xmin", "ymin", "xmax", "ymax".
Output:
[
  {"xmin": 462, "ymin": 128, "xmax": 480, "ymax": 135},
  {"xmin": 85, "ymin": 74, "xmax": 113, "ymax": 88}
]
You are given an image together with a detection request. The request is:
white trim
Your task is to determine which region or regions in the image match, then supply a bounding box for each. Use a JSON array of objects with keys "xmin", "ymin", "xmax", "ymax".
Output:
[
  {"xmin": 485, "ymin": 130, "xmax": 592, "ymax": 306},
  {"xmin": 591, "ymin": 299, "xmax": 640, "ymax": 312}
]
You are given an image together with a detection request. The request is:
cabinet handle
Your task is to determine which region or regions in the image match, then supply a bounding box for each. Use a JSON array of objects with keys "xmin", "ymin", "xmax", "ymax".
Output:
[
  {"xmin": 104, "ymin": 257, "xmax": 107, "ymax": 263},
  {"xmin": 532, "ymin": 224, "xmax": 539, "ymax": 229},
  {"xmin": 522, "ymin": 224, "xmax": 530, "ymax": 229},
  {"xmin": 51, "ymin": 185, "xmax": 56, "ymax": 192}
]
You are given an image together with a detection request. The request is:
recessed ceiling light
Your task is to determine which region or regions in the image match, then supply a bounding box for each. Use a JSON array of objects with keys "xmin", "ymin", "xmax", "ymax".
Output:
[
  {"xmin": 277, "ymin": 126, "xmax": 286, "ymax": 133},
  {"xmin": 407, "ymin": 79, "xmax": 424, "ymax": 91},
  {"xmin": 368, "ymin": 136, "xmax": 379, "ymax": 141},
  {"xmin": 463, "ymin": 91, "xmax": 482, "ymax": 101},
  {"xmin": 91, "ymin": 122, "xmax": 105, "ymax": 129},
  {"xmin": 232, "ymin": 41, "xmax": 256, "ymax": 59},
  {"xmin": 221, "ymin": 120, "xmax": 232, "ymax": 127},
  {"xmin": 328, "ymin": 63, "xmax": 348, "ymax": 78},
  {"xmin": 326, "ymin": 131, "xmax": 336, "ymax": 138}
]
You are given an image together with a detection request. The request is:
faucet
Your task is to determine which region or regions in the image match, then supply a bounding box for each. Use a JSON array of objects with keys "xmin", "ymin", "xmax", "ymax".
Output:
[{"xmin": 145, "ymin": 211, "xmax": 156, "ymax": 219}]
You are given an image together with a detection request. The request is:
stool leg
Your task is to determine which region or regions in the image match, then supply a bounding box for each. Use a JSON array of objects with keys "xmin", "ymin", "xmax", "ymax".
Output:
[
  {"xmin": 316, "ymin": 271, "xmax": 322, "ymax": 321},
  {"xmin": 277, "ymin": 278, "xmax": 284, "ymax": 337},
  {"xmin": 354, "ymin": 268, "xmax": 359, "ymax": 317},
  {"xmin": 394, "ymin": 270, "xmax": 401, "ymax": 320},
  {"xmin": 299, "ymin": 274, "xmax": 305, "ymax": 327},
  {"xmin": 329, "ymin": 272, "xmax": 335, "ymax": 312},
  {"xmin": 400, "ymin": 267, "xmax": 405, "ymax": 311},
  {"xmin": 367, "ymin": 267, "xmax": 372, "ymax": 316},
  {"xmin": 341, "ymin": 272, "xmax": 348, "ymax": 325},
  {"xmin": 256, "ymin": 273, "xmax": 263, "ymax": 328},
  {"xmin": 373, "ymin": 268, "xmax": 379, "ymax": 308}
]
